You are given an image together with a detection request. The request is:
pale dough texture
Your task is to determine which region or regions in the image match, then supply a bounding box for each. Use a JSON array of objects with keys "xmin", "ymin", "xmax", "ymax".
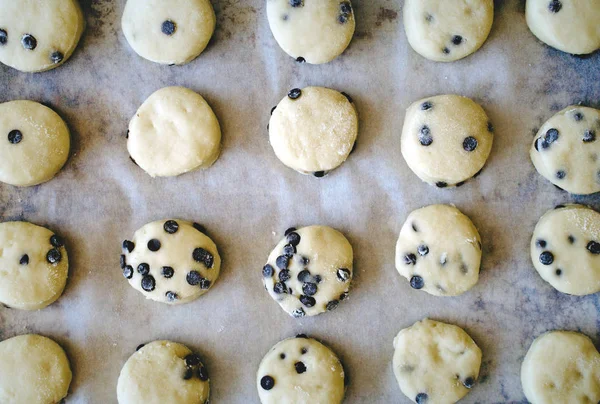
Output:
[
  {"xmin": 403, "ymin": 0, "xmax": 494, "ymax": 62},
  {"xmin": 122, "ymin": 0, "xmax": 216, "ymax": 65},
  {"xmin": 121, "ymin": 219, "xmax": 221, "ymax": 304},
  {"xmin": 269, "ymin": 86, "xmax": 358, "ymax": 177},
  {"xmin": 530, "ymin": 106, "xmax": 600, "ymax": 195},
  {"xmin": 531, "ymin": 204, "xmax": 600, "ymax": 296},
  {"xmin": 526, "ymin": 0, "xmax": 600, "ymax": 55},
  {"xmin": 0, "ymin": 334, "xmax": 72, "ymax": 404},
  {"xmin": 262, "ymin": 225, "xmax": 353, "ymax": 318},
  {"xmin": 395, "ymin": 204, "xmax": 482, "ymax": 296},
  {"xmin": 393, "ymin": 319, "xmax": 482, "ymax": 404},
  {"xmin": 117, "ymin": 340, "xmax": 210, "ymax": 404},
  {"xmin": 266, "ymin": 0, "xmax": 355, "ymax": 64},
  {"xmin": 0, "ymin": 100, "xmax": 70, "ymax": 187},
  {"xmin": 257, "ymin": 336, "xmax": 345, "ymax": 404},
  {"xmin": 0, "ymin": 221, "xmax": 68, "ymax": 310},
  {"xmin": 522, "ymin": 331, "xmax": 600, "ymax": 404},
  {"xmin": 128, "ymin": 87, "xmax": 221, "ymax": 177},
  {"xmin": 401, "ymin": 94, "xmax": 493, "ymax": 188}
]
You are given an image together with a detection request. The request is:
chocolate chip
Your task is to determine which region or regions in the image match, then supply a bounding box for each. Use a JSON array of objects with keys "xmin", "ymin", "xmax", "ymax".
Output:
[
  {"xmin": 556, "ymin": 170, "xmax": 566, "ymax": 180},
  {"xmin": 296, "ymin": 56, "xmax": 305, "ymax": 63},
  {"xmin": 46, "ymin": 249, "xmax": 61, "ymax": 264},
  {"xmin": 50, "ymin": 51, "xmax": 64, "ymax": 64},
  {"xmin": 283, "ymin": 244, "xmax": 296, "ymax": 257},
  {"xmin": 539, "ymin": 251, "xmax": 554, "ymax": 265},
  {"xmin": 555, "ymin": 269, "xmax": 562, "ymax": 276},
  {"xmin": 416, "ymin": 393, "xmax": 428, "ymax": 403},
  {"xmin": 192, "ymin": 223, "xmax": 206, "ymax": 234},
  {"xmin": 436, "ymin": 182, "xmax": 448, "ymax": 188},
  {"xmin": 19, "ymin": 254, "xmax": 29, "ymax": 265},
  {"xmin": 326, "ymin": 300, "xmax": 339, "ymax": 311},
  {"xmin": 164, "ymin": 220, "xmax": 179, "ymax": 234},
  {"xmin": 186, "ymin": 271, "xmax": 202, "ymax": 285},
  {"xmin": 421, "ymin": 101, "xmax": 433, "ymax": 111},
  {"xmin": 185, "ymin": 353, "xmax": 201, "ymax": 367},
  {"xmin": 412, "ymin": 223, "xmax": 419, "ymax": 232},
  {"xmin": 587, "ymin": 241, "xmax": 600, "ymax": 254},
  {"xmin": 289, "ymin": 0, "xmax": 303, "ymax": 7},
  {"xmin": 120, "ymin": 255, "xmax": 126, "ymax": 269},
  {"xmin": 340, "ymin": 1, "xmax": 352, "ymax": 15},
  {"xmin": 442, "ymin": 47, "xmax": 450, "ymax": 54},
  {"xmin": 141, "ymin": 275, "xmax": 155, "ymax": 292},
  {"xmin": 452, "ymin": 35, "xmax": 463, "ymax": 45},
  {"xmin": 301, "ymin": 347, "xmax": 307, "ymax": 354},
  {"xmin": 417, "ymin": 245, "xmax": 429, "ymax": 256},
  {"xmin": 273, "ymin": 282, "xmax": 287, "ymax": 294},
  {"xmin": 8, "ymin": 130, "xmax": 22, "ymax": 144},
  {"xmin": 337, "ymin": 268, "xmax": 351, "ymax": 282},
  {"xmin": 0, "ymin": 29, "xmax": 6, "ymax": 45},
  {"xmin": 199, "ymin": 278, "xmax": 211, "ymax": 289},
  {"xmin": 136, "ymin": 343, "xmax": 145, "ymax": 351},
  {"xmin": 463, "ymin": 377, "xmax": 475, "ymax": 389},
  {"xmin": 314, "ymin": 275, "xmax": 322, "ymax": 283},
  {"xmin": 279, "ymin": 269, "xmax": 291, "ymax": 282},
  {"xmin": 193, "ymin": 248, "xmax": 214, "ymax": 268},
  {"xmin": 288, "ymin": 88, "xmax": 302, "ymax": 100},
  {"xmin": 147, "ymin": 239, "xmax": 161, "ymax": 252},
  {"xmin": 276, "ymin": 255, "xmax": 289, "ymax": 270},
  {"xmin": 574, "ymin": 111, "xmax": 584, "ymax": 121},
  {"xmin": 166, "ymin": 291, "xmax": 178, "ymax": 301},
  {"xmin": 198, "ymin": 366, "xmax": 209, "ymax": 381},
  {"xmin": 261, "ymin": 375, "xmax": 275, "ymax": 390},
  {"xmin": 302, "ymin": 282, "xmax": 317, "ymax": 296},
  {"xmin": 50, "ymin": 235, "xmax": 64, "ymax": 248},
  {"xmin": 339, "ymin": 291, "xmax": 349, "ymax": 300},
  {"xmin": 300, "ymin": 256, "xmax": 310, "ymax": 265},
  {"xmin": 488, "ymin": 122, "xmax": 494, "ymax": 133},
  {"xmin": 463, "ymin": 136, "xmax": 478, "ymax": 152},
  {"xmin": 313, "ymin": 171, "xmax": 326, "ymax": 178},
  {"xmin": 162, "ymin": 266, "xmax": 174, "ymax": 278},
  {"xmin": 341, "ymin": 91, "xmax": 353, "ymax": 103},
  {"xmin": 555, "ymin": 205, "xmax": 566, "ymax": 209},
  {"xmin": 419, "ymin": 126, "xmax": 433, "ymax": 146},
  {"xmin": 296, "ymin": 333, "xmax": 308, "ymax": 338},
  {"xmin": 161, "ymin": 20, "xmax": 176, "ymax": 35},
  {"xmin": 456, "ymin": 181, "xmax": 466, "ymax": 187},
  {"xmin": 285, "ymin": 227, "xmax": 297, "ymax": 236},
  {"xmin": 425, "ymin": 13, "xmax": 434, "ymax": 23},
  {"xmin": 298, "ymin": 269, "xmax": 311, "ymax": 282},
  {"xmin": 545, "ymin": 128, "xmax": 560, "ymax": 146},
  {"xmin": 183, "ymin": 368, "xmax": 193, "ymax": 380},
  {"xmin": 548, "ymin": 0, "xmax": 562, "ymax": 13},
  {"xmin": 568, "ymin": 235, "xmax": 575, "ymax": 244},
  {"xmin": 299, "ymin": 295, "xmax": 316, "ymax": 307},
  {"xmin": 404, "ymin": 253, "xmax": 417, "ymax": 265},
  {"xmin": 21, "ymin": 34, "xmax": 36, "ymax": 50},
  {"xmin": 295, "ymin": 361, "xmax": 307, "ymax": 374},
  {"xmin": 536, "ymin": 239, "xmax": 547, "ymax": 248},
  {"xmin": 263, "ymin": 264, "xmax": 275, "ymax": 277},
  {"xmin": 292, "ymin": 308, "xmax": 306, "ymax": 318},
  {"xmin": 123, "ymin": 265, "xmax": 133, "ymax": 279},
  {"xmin": 137, "ymin": 263, "xmax": 150, "ymax": 276},
  {"xmin": 280, "ymin": 353, "xmax": 286, "ymax": 359},
  {"xmin": 410, "ymin": 275, "xmax": 424, "ymax": 289},
  {"xmin": 583, "ymin": 130, "xmax": 596, "ymax": 143},
  {"xmin": 123, "ymin": 240, "xmax": 135, "ymax": 253},
  {"xmin": 286, "ymin": 231, "xmax": 301, "ymax": 246}
]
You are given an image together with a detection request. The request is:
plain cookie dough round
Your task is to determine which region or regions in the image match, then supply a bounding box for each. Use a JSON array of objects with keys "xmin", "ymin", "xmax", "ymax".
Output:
[
  {"xmin": 0, "ymin": 221, "xmax": 68, "ymax": 310},
  {"xmin": 403, "ymin": 0, "xmax": 494, "ymax": 62},
  {"xmin": 0, "ymin": 100, "xmax": 70, "ymax": 187},
  {"xmin": 0, "ymin": 0, "xmax": 84, "ymax": 72},
  {"xmin": 257, "ymin": 335, "xmax": 345, "ymax": 404},
  {"xmin": 122, "ymin": 0, "xmax": 216, "ymax": 65},
  {"xmin": 262, "ymin": 225, "xmax": 353, "ymax": 318},
  {"xmin": 530, "ymin": 106, "xmax": 600, "ymax": 195},
  {"xmin": 522, "ymin": 330, "xmax": 600, "ymax": 404},
  {"xmin": 393, "ymin": 319, "xmax": 482, "ymax": 404},
  {"xmin": 117, "ymin": 340, "xmax": 210, "ymax": 404},
  {"xmin": 0, "ymin": 334, "xmax": 72, "ymax": 404},
  {"xmin": 401, "ymin": 94, "xmax": 494, "ymax": 188},
  {"xmin": 121, "ymin": 219, "xmax": 220, "ymax": 304},
  {"xmin": 395, "ymin": 204, "xmax": 482, "ymax": 296},
  {"xmin": 269, "ymin": 87, "xmax": 358, "ymax": 177},
  {"xmin": 526, "ymin": 0, "xmax": 600, "ymax": 55},
  {"xmin": 127, "ymin": 87, "xmax": 221, "ymax": 178}
]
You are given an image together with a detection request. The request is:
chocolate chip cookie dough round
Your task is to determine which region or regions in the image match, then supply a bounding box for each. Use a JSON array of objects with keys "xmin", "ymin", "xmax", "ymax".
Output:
[
  {"xmin": 122, "ymin": 0, "xmax": 216, "ymax": 65},
  {"xmin": 530, "ymin": 106, "xmax": 600, "ymax": 195},
  {"xmin": 262, "ymin": 226, "xmax": 353, "ymax": 318},
  {"xmin": 117, "ymin": 340, "xmax": 210, "ymax": 404},
  {"xmin": 121, "ymin": 220, "xmax": 220, "ymax": 304},
  {"xmin": 257, "ymin": 335, "xmax": 346, "ymax": 404}
]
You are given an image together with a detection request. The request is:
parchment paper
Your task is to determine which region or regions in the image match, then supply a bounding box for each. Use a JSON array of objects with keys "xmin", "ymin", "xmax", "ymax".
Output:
[{"xmin": 1, "ymin": 1, "xmax": 600, "ymax": 402}]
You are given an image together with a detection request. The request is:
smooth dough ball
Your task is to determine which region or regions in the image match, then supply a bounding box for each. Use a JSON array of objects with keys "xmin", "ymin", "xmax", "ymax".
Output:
[
  {"xmin": 257, "ymin": 336, "xmax": 345, "ymax": 404},
  {"xmin": 0, "ymin": 334, "xmax": 72, "ymax": 404},
  {"xmin": 117, "ymin": 340, "xmax": 210, "ymax": 404},
  {"xmin": 403, "ymin": 0, "xmax": 494, "ymax": 62},
  {"xmin": 122, "ymin": 0, "xmax": 215, "ymax": 65},
  {"xmin": 269, "ymin": 87, "xmax": 358, "ymax": 177},
  {"xmin": 522, "ymin": 330, "xmax": 600, "ymax": 404},
  {"xmin": 0, "ymin": 221, "xmax": 68, "ymax": 310},
  {"xmin": 262, "ymin": 225, "xmax": 353, "ymax": 318},
  {"xmin": 526, "ymin": 0, "xmax": 600, "ymax": 55},
  {"xmin": 0, "ymin": 100, "xmax": 70, "ymax": 187},
  {"xmin": 393, "ymin": 319, "xmax": 482, "ymax": 404},
  {"xmin": 127, "ymin": 87, "xmax": 221, "ymax": 178},
  {"xmin": 266, "ymin": 0, "xmax": 355, "ymax": 64},
  {"xmin": 401, "ymin": 94, "xmax": 494, "ymax": 188},
  {"xmin": 530, "ymin": 106, "xmax": 600, "ymax": 195}
]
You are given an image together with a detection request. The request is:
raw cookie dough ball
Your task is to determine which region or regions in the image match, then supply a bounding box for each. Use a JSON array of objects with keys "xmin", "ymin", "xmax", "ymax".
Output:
[
  {"xmin": 403, "ymin": 0, "xmax": 494, "ymax": 62},
  {"xmin": 257, "ymin": 335, "xmax": 346, "ymax": 404},
  {"xmin": 121, "ymin": 220, "xmax": 221, "ymax": 304},
  {"xmin": 395, "ymin": 204, "xmax": 482, "ymax": 296},
  {"xmin": 0, "ymin": 0, "xmax": 84, "ymax": 72},
  {"xmin": 530, "ymin": 106, "xmax": 600, "ymax": 195},
  {"xmin": 522, "ymin": 330, "xmax": 600, "ymax": 403},
  {"xmin": 266, "ymin": 0, "xmax": 355, "ymax": 64},
  {"xmin": 127, "ymin": 87, "xmax": 221, "ymax": 177},
  {"xmin": 269, "ymin": 87, "xmax": 358, "ymax": 177},
  {"xmin": 117, "ymin": 340, "xmax": 210, "ymax": 404},
  {"xmin": 0, "ymin": 334, "xmax": 72, "ymax": 404},
  {"xmin": 401, "ymin": 95, "xmax": 494, "ymax": 188},
  {"xmin": 0, "ymin": 221, "xmax": 68, "ymax": 310},
  {"xmin": 393, "ymin": 319, "xmax": 482, "ymax": 404},
  {"xmin": 122, "ymin": 0, "xmax": 216, "ymax": 65},
  {"xmin": 0, "ymin": 100, "xmax": 70, "ymax": 187},
  {"xmin": 262, "ymin": 226, "xmax": 353, "ymax": 318},
  {"xmin": 526, "ymin": 0, "xmax": 600, "ymax": 55},
  {"xmin": 531, "ymin": 204, "xmax": 600, "ymax": 295}
]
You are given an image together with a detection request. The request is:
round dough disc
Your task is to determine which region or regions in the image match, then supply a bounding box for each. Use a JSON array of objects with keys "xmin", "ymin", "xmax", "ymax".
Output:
[
  {"xmin": 121, "ymin": 219, "xmax": 221, "ymax": 304},
  {"xmin": 127, "ymin": 87, "xmax": 221, "ymax": 177},
  {"xmin": 526, "ymin": 0, "xmax": 600, "ymax": 55},
  {"xmin": 0, "ymin": 334, "xmax": 72, "ymax": 404},
  {"xmin": 269, "ymin": 87, "xmax": 358, "ymax": 177},
  {"xmin": 393, "ymin": 319, "xmax": 482, "ymax": 404},
  {"xmin": 403, "ymin": 0, "xmax": 494, "ymax": 62},
  {"xmin": 257, "ymin": 336, "xmax": 345, "ymax": 404},
  {"xmin": 531, "ymin": 204, "xmax": 600, "ymax": 295},
  {"xmin": 530, "ymin": 106, "xmax": 600, "ymax": 195},
  {"xmin": 0, "ymin": 221, "xmax": 68, "ymax": 310},
  {"xmin": 117, "ymin": 340, "xmax": 210, "ymax": 404},
  {"xmin": 262, "ymin": 225, "xmax": 353, "ymax": 318},
  {"xmin": 0, "ymin": 0, "xmax": 84, "ymax": 72},
  {"xmin": 266, "ymin": 0, "xmax": 355, "ymax": 64},
  {"xmin": 0, "ymin": 100, "xmax": 70, "ymax": 187},
  {"xmin": 122, "ymin": 0, "xmax": 216, "ymax": 65},
  {"xmin": 395, "ymin": 204, "xmax": 482, "ymax": 296},
  {"xmin": 522, "ymin": 331, "xmax": 600, "ymax": 403},
  {"xmin": 401, "ymin": 94, "xmax": 493, "ymax": 188}
]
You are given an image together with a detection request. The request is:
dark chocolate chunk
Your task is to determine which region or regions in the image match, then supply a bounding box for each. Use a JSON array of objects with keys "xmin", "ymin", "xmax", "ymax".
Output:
[
  {"xmin": 141, "ymin": 275, "xmax": 155, "ymax": 292},
  {"xmin": 421, "ymin": 101, "xmax": 433, "ymax": 111},
  {"xmin": 186, "ymin": 270, "xmax": 203, "ymax": 285},
  {"xmin": 19, "ymin": 254, "xmax": 29, "ymax": 265},
  {"xmin": 147, "ymin": 239, "xmax": 161, "ymax": 252},
  {"xmin": 286, "ymin": 231, "xmax": 301, "ymax": 246},
  {"xmin": 137, "ymin": 263, "xmax": 150, "ymax": 276},
  {"xmin": 198, "ymin": 366, "xmax": 209, "ymax": 381},
  {"xmin": 299, "ymin": 295, "xmax": 316, "ymax": 307},
  {"xmin": 417, "ymin": 245, "xmax": 429, "ymax": 256},
  {"xmin": 283, "ymin": 243, "xmax": 296, "ymax": 257},
  {"xmin": 292, "ymin": 307, "xmax": 306, "ymax": 318},
  {"xmin": 192, "ymin": 223, "xmax": 206, "ymax": 234},
  {"xmin": 404, "ymin": 253, "xmax": 417, "ymax": 265},
  {"xmin": 419, "ymin": 126, "xmax": 433, "ymax": 146},
  {"xmin": 21, "ymin": 34, "xmax": 36, "ymax": 50},
  {"xmin": 279, "ymin": 269, "xmax": 291, "ymax": 282},
  {"xmin": 416, "ymin": 393, "xmax": 428, "ymax": 403},
  {"xmin": 161, "ymin": 20, "xmax": 176, "ymax": 35},
  {"xmin": 162, "ymin": 266, "xmax": 174, "ymax": 278},
  {"xmin": 0, "ymin": 29, "xmax": 6, "ymax": 45},
  {"xmin": 326, "ymin": 300, "xmax": 339, "ymax": 311},
  {"xmin": 185, "ymin": 353, "xmax": 202, "ymax": 367},
  {"xmin": 337, "ymin": 268, "xmax": 351, "ymax": 282},
  {"xmin": 463, "ymin": 377, "xmax": 475, "ymax": 389},
  {"xmin": 123, "ymin": 240, "xmax": 135, "ymax": 253},
  {"xmin": 261, "ymin": 375, "xmax": 275, "ymax": 390},
  {"xmin": 313, "ymin": 171, "xmax": 326, "ymax": 178},
  {"xmin": 289, "ymin": 0, "xmax": 303, "ymax": 7},
  {"xmin": 463, "ymin": 136, "xmax": 478, "ymax": 152},
  {"xmin": 536, "ymin": 239, "xmax": 547, "ymax": 248},
  {"xmin": 276, "ymin": 255, "xmax": 289, "ymax": 270},
  {"xmin": 539, "ymin": 251, "xmax": 554, "ymax": 265},
  {"xmin": 296, "ymin": 56, "xmax": 305, "ymax": 63},
  {"xmin": 583, "ymin": 130, "xmax": 596, "ymax": 143},
  {"xmin": 263, "ymin": 264, "xmax": 275, "ymax": 277},
  {"xmin": 548, "ymin": 0, "xmax": 562, "ymax": 13},
  {"xmin": 50, "ymin": 235, "xmax": 64, "ymax": 248},
  {"xmin": 295, "ymin": 361, "xmax": 307, "ymax": 374},
  {"xmin": 164, "ymin": 220, "xmax": 179, "ymax": 234},
  {"xmin": 46, "ymin": 249, "xmax": 61, "ymax": 264},
  {"xmin": 120, "ymin": 254, "xmax": 126, "ymax": 269},
  {"xmin": 166, "ymin": 291, "xmax": 178, "ymax": 301},
  {"xmin": 193, "ymin": 248, "xmax": 214, "ymax": 268},
  {"xmin": 123, "ymin": 265, "xmax": 133, "ymax": 279},
  {"xmin": 587, "ymin": 241, "xmax": 600, "ymax": 254},
  {"xmin": 50, "ymin": 51, "xmax": 64, "ymax": 64},
  {"xmin": 341, "ymin": 91, "xmax": 353, "ymax": 103},
  {"xmin": 452, "ymin": 35, "xmax": 463, "ymax": 45},
  {"xmin": 8, "ymin": 130, "xmax": 22, "ymax": 144},
  {"xmin": 302, "ymin": 282, "xmax": 317, "ymax": 296},
  {"xmin": 574, "ymin": 111, "xmax": 584, "ymax": 121},
  {"xmin": 436, "ymin": 182, "xmax": 448, "ymax": 188},
  {"xmin": 297, "ymin": 269, "xmax": 312, "ymax": 282},
  {"xmin": 288, "ymin": 88, "xmax": 302, "ymax": 100},
  {"xmin": 556, "ymin": 170, "xmax": 566, "ymax": 180},
  {"xmin": 410, "ymin": 275, "xmax": 424, "ymax": 289},
  {"xmin": 273, "ymin": 282, "xmax": 287, "ymax": 294}
]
